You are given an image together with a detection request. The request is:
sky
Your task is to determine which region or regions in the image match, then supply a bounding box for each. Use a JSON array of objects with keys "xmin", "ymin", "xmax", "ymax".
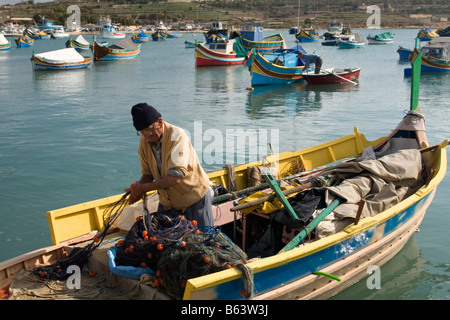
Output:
[{"xmin": 0, "ymin": 0, "xmax": 53, "ymax": 6}]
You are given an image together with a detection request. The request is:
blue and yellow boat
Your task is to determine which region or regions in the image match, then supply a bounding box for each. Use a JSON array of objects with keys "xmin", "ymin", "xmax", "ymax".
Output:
[
  {"xmin": 247, "ymin": 46, "xmax": 312, "ymax": 86},
  {"xmin": 417, "ymin": 37, "xmax": 450, "ymax": 72},
  {"xmin": 66, "ymin": 35, "xmax": 91, "ymax": 52},
  {"xmin": 0, "ymin": 55, "xmax": 447, "ymax": 300},
  {"xmin": 131, "ymin": 30, "xmax": 149, "ymax": 43},
  {"xmin": 295, "ymin": 27, "xmax": 319, "ymax": 42},
  {"xmin": 15, "ymin": 35, "xmax": 34, "ymax": 48}
]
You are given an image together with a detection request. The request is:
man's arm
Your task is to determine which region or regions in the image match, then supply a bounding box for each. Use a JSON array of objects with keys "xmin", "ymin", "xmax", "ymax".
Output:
[{"xmin": 125, "ymin": 174, "xmax": 181, "ymax": 204}]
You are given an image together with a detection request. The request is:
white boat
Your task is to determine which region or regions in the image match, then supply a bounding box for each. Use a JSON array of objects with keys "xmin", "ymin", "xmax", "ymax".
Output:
[
  {"xmin": 100, "ymin": 23, "xmax": 125, "ymax": 39},
  {"xmin": 50, "ymin": 27, "xmax": 69, "ymax": 39},
  {"xmin": 30, "ymin": 47, "xmax": 92, "ymax": 70},
  {"xmin": 338, "ymin": 33, "xmax": 366, "ymax": 49}
]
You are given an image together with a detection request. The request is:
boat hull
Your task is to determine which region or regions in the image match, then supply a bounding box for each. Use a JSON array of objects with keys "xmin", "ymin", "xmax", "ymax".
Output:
[
  {"xmin": 15, "ymin": 37, "xmax": 34, "ymax": 48},
  {"xmin": 338, "ymin": 41, "xmax": 365, "ymax": 49},
  {"xmin": 241, "ymin": 34, "xmax": 286, "ymax": 52},
  {"xmin": 195, "ymin": 43, "xmax": 248, "ymax": 66},
  {"xmin": 295, "ymin": 30, "xmax": 319, "ymax": 42},
  {"xmin": 249, "ymin": 52, "xmax": 306, "ymax": 85},
  {"xmin": 31, "ymin": 56, "xmax": 92, "ymax": 70},
  {"xmin": 66, "ymin": 39, "xmax": 90, "ymax": 52},
  {"xmin": 397, "ymin": 46, "xmax": 413, "ymax": 61},
  {"xmin": 100, "ymin": 31, "xmax": 125, "ymax": 39},
  {"xmin": 302, "ymin": 68, "xmax": 361, "ymax": 85},
  {"xmin": 92, "ymin": 40, "xmax": 141, "ymax": 61},
  {"xmin": 0, "ymin": 43, "xmax": 12, "ymax": 50}
]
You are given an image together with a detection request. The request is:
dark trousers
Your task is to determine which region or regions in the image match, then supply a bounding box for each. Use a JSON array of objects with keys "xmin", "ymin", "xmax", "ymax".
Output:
[{"xmin": 314, "ymin": 57, "xmax": 323, "ymax": 74}]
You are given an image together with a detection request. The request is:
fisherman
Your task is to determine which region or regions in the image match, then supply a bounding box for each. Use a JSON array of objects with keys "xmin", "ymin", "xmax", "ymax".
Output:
[
  {"xmin": 298, "ymin": 51, "xmax": 322, "ymax": 74},
  {"xmin": 125, "ymin": 103, "xmax": 214, "ymax": 227}
]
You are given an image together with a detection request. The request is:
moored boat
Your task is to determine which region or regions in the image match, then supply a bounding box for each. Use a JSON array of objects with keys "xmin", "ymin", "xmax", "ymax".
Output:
[
  {"xmin": 302, "ymin": 67, "xmax": 361, "ymax": 85},
  {"xmin": 240, "ymin": 22, "xmax": 286, "ymax": 52},
  {"xmin": 338, "ymin": 33, "xmax": 365, "ymax": 49},
  {"xmin": 30, "ymin": 47, "xmax": 92, "ymax": 71},
  {"xmin": 151, "ymin": 30, "xmax": 166, "ymax": 41},
  {"xmin": 367, "ymin": 31, "xmax": 394, "ymax": 44},
  {"xmin": 15, "ymin": 35, "xmax": 34, "ymax": 48},
  {"xmin": 417, "ymin": 28, "xmax": 439, "ymax": 42},
  {"xmin": 0, "ymin": 34, "xmax": 12, "ymax": 50},
  {"xmin": 397, "ymin": 46, "xmax": 413, "ymax": 61},
  {"xmin": 248, "ymin": 46, "xmax": 312, "ymax": 86},
  {"xmin": 436, "ymin": 26, "xmax": 450, "ymax": 37},
  {"xmin": 295, "ymin": 27, "xmax": 319, "ymax": 42},
  {"xmin": 131, "ymin": 30, "xmax": 149, "ymax": 43},
  {"xmin": 91, "ymin": 38, "xmax": 141, "ymax": 61},
  {"xmin": 195, "ymin": 37, "xmax": 250, "ymax": 66},
  {"xmin": 66, "ymin": 35, "xmax": 90, "ymax": 51},
  {"xmin": 415, "ymin": 37, "xmax": 450, "ymax": 73},
  {"xmin": 50, "ymin": 27, "xmax": 69, "ymax": 39},
  {"xmin": 100, "ymin": 23, "xmax": 125, "ymax": 39}
]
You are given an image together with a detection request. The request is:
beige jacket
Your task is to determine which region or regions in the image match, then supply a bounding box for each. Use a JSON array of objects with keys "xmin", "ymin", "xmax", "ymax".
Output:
[{"xmin": 138, "ymin": 121, "xmax": 209, "ymax": 211}]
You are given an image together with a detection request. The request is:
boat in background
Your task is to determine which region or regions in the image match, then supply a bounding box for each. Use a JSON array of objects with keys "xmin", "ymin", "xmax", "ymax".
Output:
[
  {"xmin": 436, "ymin": 26, "xmax": 450, "ymax": 37},
  {"xmin": 416, "ymin": 37, "xmax": 450, "ymax": 73},
  {"xmin": 397, "ymin": 46, "xmax": 413, "ymax": 61},
  {"xmin": 184, "ymin": 40, "xmax": 197, "ymax": 48},
  {"xmin": 302, "ymin": 67, "xmax": 361, "ymax": 85},
  {"xmin": 66, "ymin": 35, "xmax": 91, "ymax": 51},
  {"xmin": 295, "ymin": 27, "xmax": 319, "ymax": 42},
  {"xmin": 37, "ymin": 18, "xmax": 55, "ymax": 31},
  {"xmin": 327, "ymin": 20, "xmax": 343, "ymax": 34},
  {"xmin": 203, "ymin": 21, "xmax": 228, "ymax": 43},
  {"xmin": 248, "ymin": 46, "xmax": 312, "ymax": 86},
  {"xmin": 151, "ymin": 29, "xmax": 166, "ymax": 41},
  {"xmin": 289, "ymin": 27, "xmax": 299, "ymax": 34},
  {"xmin": 338, "ymin": 33, "xmax": 365, "ymax": 49},
  {"xmin": 15, "ymin": 35, "xmax": 34, "ymax": 48},
  {"xmin": 166, "ymin": 30, "xmax": 182, "ymax": 38},
  {"xmin": 91, "ymin": 38, "xmax": 141, "ymax": 61},
  {"xmin": 30, "ymin": 47, "xmax": 92, "ymax": 71},
  {"xmin": 417, "ymin": 28, "xmax": 439, "ymax": 41},
  {"xmin": 100, "ymin": 23, "xmax": 125, "ymax": 39},
  {"xmin": 0, "ymin": 34, "xmax": 12, "ymax": 50},
  {"xmin": 131, "ymin": 30, "xmax": 149, "ymax": 43},
  {"xmin": 50, "ymin": 27, "xmax": 69, "ymax": 39},
  {"xmin": 367, "ymin": 31, "xmax": 394, "ymax": 44},
  {"xmin": 195, "ymin": 37, "xmax": 250, "ymax": 66},
  {"xmin": 240, "ymin": 22, "xmax": 286, "ymax": 52}
]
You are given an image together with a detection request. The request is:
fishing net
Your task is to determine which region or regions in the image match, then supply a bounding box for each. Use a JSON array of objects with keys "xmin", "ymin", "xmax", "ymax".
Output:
[
  {"xmin": 32, "ymin": 192, "xmax": 131, "ymax": 281},
  {"xmin": 115, "ymin": 195, "xmax": 254, "ymax": 300}
]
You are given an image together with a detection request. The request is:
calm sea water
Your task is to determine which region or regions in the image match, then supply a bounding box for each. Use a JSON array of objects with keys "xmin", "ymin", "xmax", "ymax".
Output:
[{"xmin": 0, "ymin": 29, "xmax": 449, "ymax": 300}]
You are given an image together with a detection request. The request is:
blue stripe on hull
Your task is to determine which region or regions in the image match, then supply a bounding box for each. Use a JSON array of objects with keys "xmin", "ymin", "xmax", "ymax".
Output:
[{"xmin": 206, "ymin": 192, "xmax": 432, "ymax": 299}]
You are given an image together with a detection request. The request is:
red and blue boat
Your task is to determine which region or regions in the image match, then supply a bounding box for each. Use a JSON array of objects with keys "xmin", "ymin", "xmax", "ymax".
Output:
[{"xmin": 195, "ymin": 38, "xmax": 250, "ymax": 66}]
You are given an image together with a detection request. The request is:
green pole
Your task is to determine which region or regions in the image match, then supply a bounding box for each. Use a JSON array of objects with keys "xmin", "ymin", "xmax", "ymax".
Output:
[{"xmin": 410, "ymin": 38, "xmax": 421, "ymax": 112}]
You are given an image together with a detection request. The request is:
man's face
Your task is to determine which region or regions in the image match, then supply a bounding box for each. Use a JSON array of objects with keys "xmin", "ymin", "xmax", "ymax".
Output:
[{"xmin": 139, "ymin": 118, "xmax": 163, "ymax": 143}]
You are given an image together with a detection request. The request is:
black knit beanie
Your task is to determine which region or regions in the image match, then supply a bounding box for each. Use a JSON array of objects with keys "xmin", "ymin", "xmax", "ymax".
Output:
[{"xmin": 131, "ymin": 103, "xmax": 162, "ymax": 131}]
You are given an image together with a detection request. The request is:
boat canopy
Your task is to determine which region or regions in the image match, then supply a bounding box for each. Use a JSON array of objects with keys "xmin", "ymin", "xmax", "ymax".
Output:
[
  {"xmin": 421, "ymin": 37, "xmax": 450, "ymax": 60},
  {"xmin": 0, "ymin": 34, "xmax": 10, "ymax": 44},
  {"xmin": 74, "ymin": 35, "xmax": 90, "ymax": 45},
  {"xmin": 372, "ymin": 31, "xmax": 393, "ymax": 40},
  {"xmin": 109, "ymin": 37, "xmax": 140, "ymax": 50},
  {"xmin": 34, "ymin": 48, "xmax": 85, "ymax": 64}
]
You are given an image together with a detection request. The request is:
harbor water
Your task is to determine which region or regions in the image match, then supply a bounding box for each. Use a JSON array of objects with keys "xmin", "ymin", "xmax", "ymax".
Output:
[{"xmin": 0, "ymin": 29, "xmax": 449, "ymax": 299}]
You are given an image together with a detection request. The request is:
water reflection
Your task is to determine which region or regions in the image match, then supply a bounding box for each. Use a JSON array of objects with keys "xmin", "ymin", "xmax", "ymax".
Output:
[
  {"xmin": 331, "ymin": 235, "xmax": 425, "ymax": 299},
  {"xmin": 246, "ymin": 81, "xmax": 359, "ymax": 119},
  {"xmin": 32, "ymin": 68, "xmax": 92, "ymax": 96},
  {"xmin": 194, "ymin": 64, "xmax": 248, "ymax": 93}
]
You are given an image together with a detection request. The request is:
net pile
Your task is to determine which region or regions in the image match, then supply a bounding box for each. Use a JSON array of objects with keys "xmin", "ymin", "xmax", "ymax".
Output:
[
  {"xmin": 116, "ymin": 211, "xmax": 254, "ymax": 299},
  {"xmin": 32, "ymin": 192, "xmax": 131, "ymax": 281}
]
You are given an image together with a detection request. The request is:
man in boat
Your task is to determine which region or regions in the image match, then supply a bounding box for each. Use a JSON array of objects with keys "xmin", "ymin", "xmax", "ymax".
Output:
[
  {"xmin": 298, "ymin": 51, "xmax": 322, "ymax": 74},
  {"xmin": 124, "ymin": 103, "xmax": 214, "ymax": 227}
]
